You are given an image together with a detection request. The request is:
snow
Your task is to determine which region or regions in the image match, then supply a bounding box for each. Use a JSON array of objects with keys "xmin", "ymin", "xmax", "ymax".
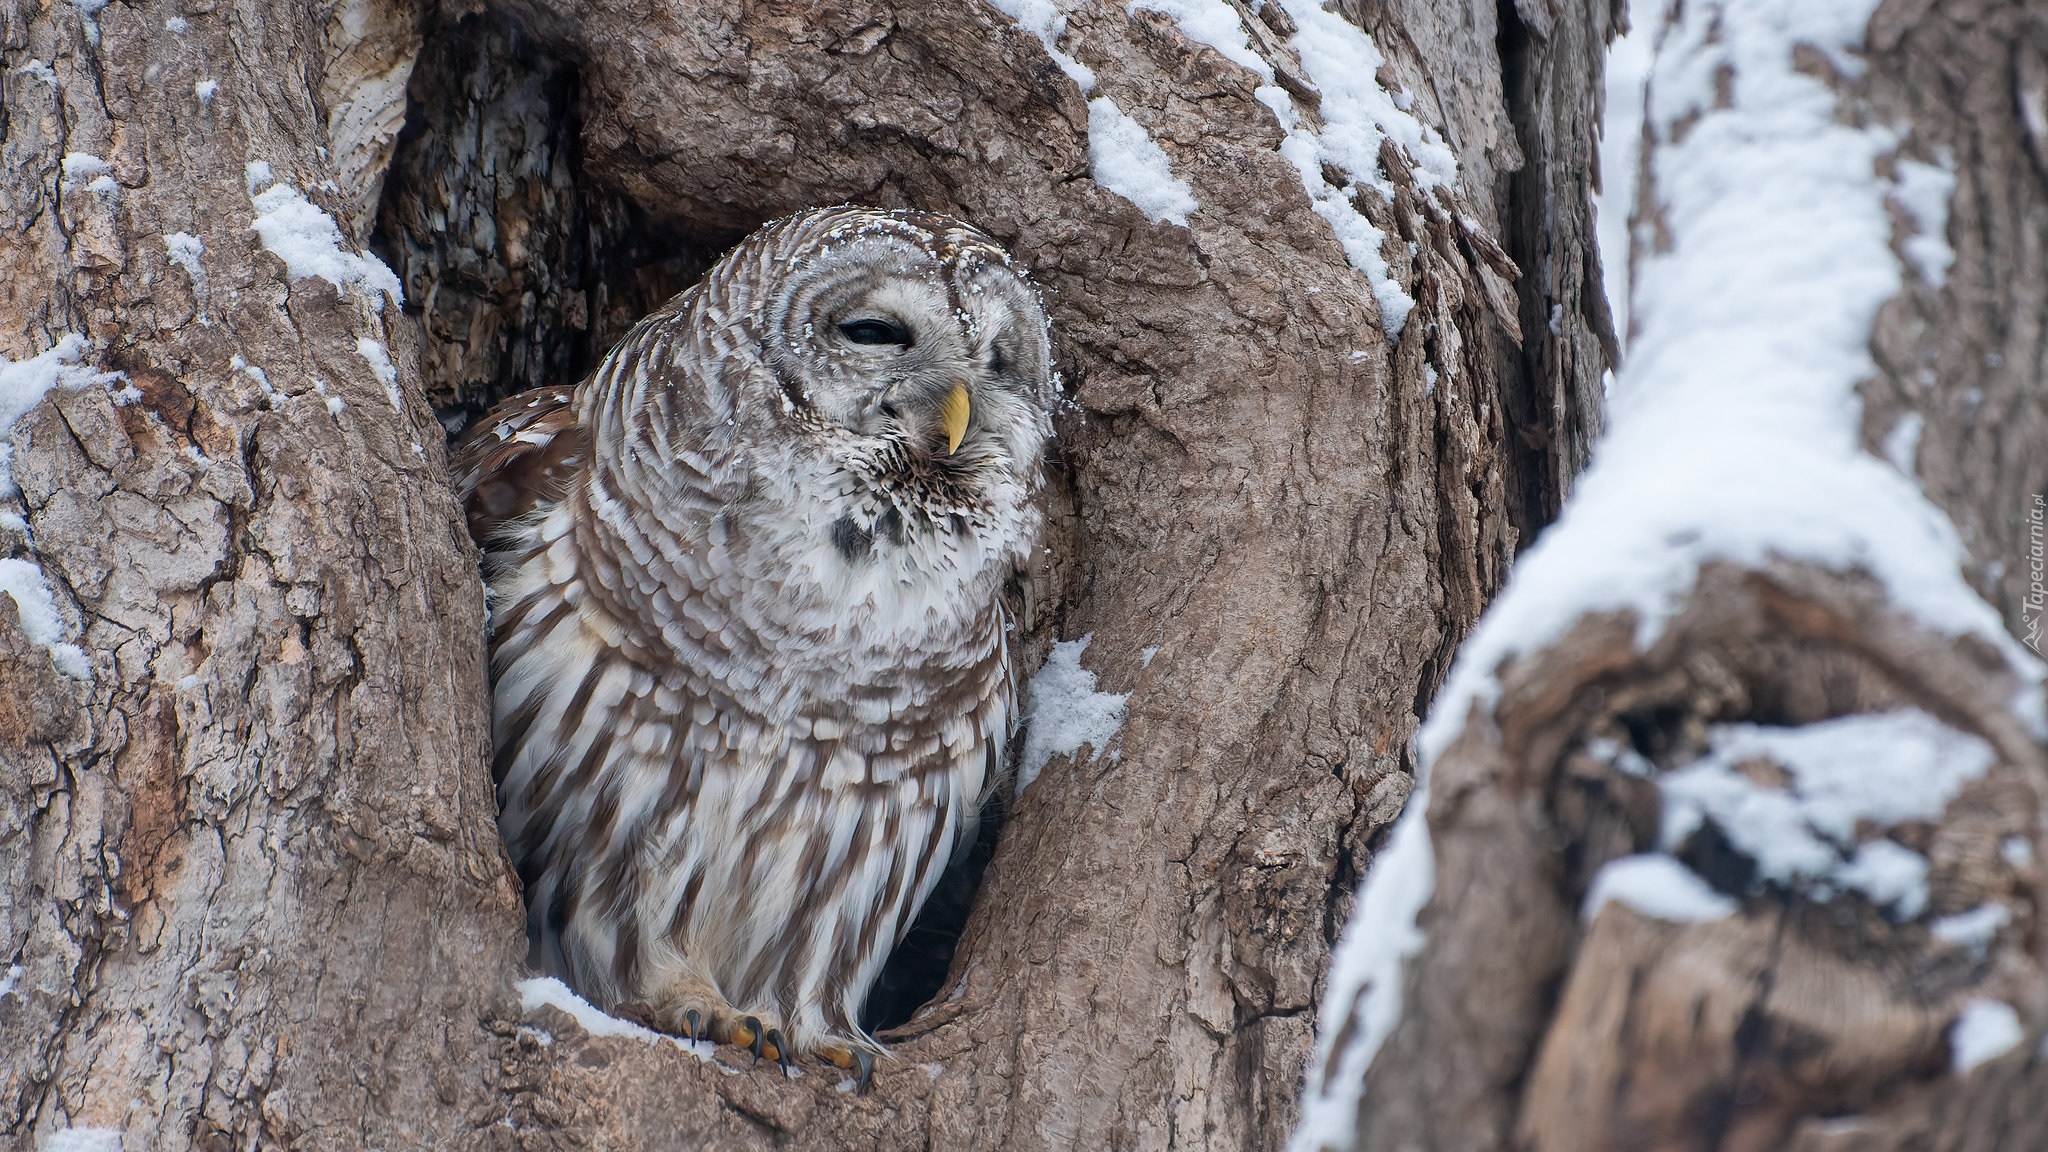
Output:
[
  {"xmin": 18, "ymin": 60, "xmax": 58, "ymax": 87},
  {"xmin": 165, "ymin": 15, "xmax": 187, "ymax": 33},
  {"xmin": 1831, "ymin": 839, "xmax": 1931, "ymax": 917},
  {"xmin": 990, "ymin": 0, "xmax": 1456, "ymax": 335},
  {"xmin": 65, "ymin": 0, "xmax": 109, "ymax": 45},
  {"xmin": 1656, "ymin": 712, "xmax": 1991, "ymax": 917},
  {"xmin": 1883, "ymin": 411, "xmax": 1922, "ymax": 475},
  {"xmin": 1596, "ymin": 8, "xmax": 1654, "ymax": 347},
  {"xmin": 1260, "ymin": 85, "xmax": 1413, "ymax": 338},
  {"xmin": 515, "ymin": 977, "xmax": 714, "ymax": 1061},
  {"xmin": 0, "ymin": 333, "xmax": 127, "ymax": 706},
  {"xmin": 1583, "ymin": 854, "xmax": 1738, "ymax": 923},
  {"xmin": 1931, "ymin": 903, "xmax": 2010, "ymax": 953},
  {"xmin": 3, "ymin": 336, "xmax": 120, "ymax": 482},
  {"xmin": 1891, "ymin": 155, "xmax": 1956, "ymax": 289},
  {"xmin": 0, "ymin": 559, "xmax": 92, "ymax": 679},
  {"xmin": 1274, "ymin": 0, "xmax": 1455, "ymax": 194},
  {"xmin": 1288, "ymin": 780, "xmax": 1433, "ymax": 1152},
  {"xmin": 249, "ymin": 177, "xmax": 402, "ymax": 308},
  {"xmin": 1294, "ymin": 2, "xmax": 2046, "ymax": 1146},
  {"xmin": 1139, "ymin": 645, "xmax": 1159, "ymax": 667},
  {"xmin": 163, "ymin": 233, "xmax": 206, "ymax": 320},
  {"xmin": 1950, "ymin": 999, "xmax": 2022, "ymax": 1074},
  {"xmin": 1663, "ymin": 712, "xmax": 1991, "ymax": 847},
  {"xmin": 44, "ymin": 1128, "xmax": 122, "ymax": 1152},
  {"xmin": 1253, "ymin": 0, "xmax": 1462, "ymax": 339},
  {"xmin": 1128, "ymin": 0, "xmax": 1269, "ymax": 78},
  {"xmin": 244, "ymin": 161, "xmax": 274, "ymax": 194},
  {"xmin": 1086, "ymin": 98, "xmax": 1197, "ymax": 226},
  {"xmin": 1017, "ymin": 635, "xmax": 1128, "ymax": 794},
  {"xmin": 60, "ymin": 152, "xmax": 110, "ymax": 189},
  {"xmin": 195, "ymin": 79, "xmax": 218, "ymax": 109},
  {"xmin": 985, "ymin": 2, "xmax": 1198, "ymax": 225},
  {"xmin": 0, "ymin": 963, "xmax": 21, "ymax": 998},
  {"xmin": 355, "ymin": 338, "xmax": 404, "ymax": 412},
  {"xmin": 984, "ymin": 0, "xmax": 1094, "ymax": 89}
]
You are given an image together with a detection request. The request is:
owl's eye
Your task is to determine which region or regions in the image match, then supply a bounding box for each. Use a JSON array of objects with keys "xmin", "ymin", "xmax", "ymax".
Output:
[{"xmin": 838, "ymin": 319, "xmax": 913, "ymax": 347}]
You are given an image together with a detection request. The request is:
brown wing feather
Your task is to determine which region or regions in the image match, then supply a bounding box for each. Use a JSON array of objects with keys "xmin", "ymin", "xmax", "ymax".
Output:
[{"xmin": 450, "ymin": 387, "xmax": 587, "ymax": 546}]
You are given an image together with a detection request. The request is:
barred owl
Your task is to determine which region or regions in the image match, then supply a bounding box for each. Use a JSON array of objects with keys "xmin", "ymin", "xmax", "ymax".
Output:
[{"xmin": 452, "ymin": 207, "xmax": 1054, "ymax": 1080}]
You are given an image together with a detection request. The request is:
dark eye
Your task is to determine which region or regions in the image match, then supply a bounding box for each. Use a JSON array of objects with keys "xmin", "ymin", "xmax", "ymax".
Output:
[{"xmin": 838, "ymin": 319, "xmax": 912, "ymax": 347}]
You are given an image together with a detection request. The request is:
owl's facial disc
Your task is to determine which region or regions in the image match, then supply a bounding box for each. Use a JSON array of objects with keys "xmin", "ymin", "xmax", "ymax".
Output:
[{"xmin": 772, "ymin": 243, "xmax": 1051, "ymax": 481}]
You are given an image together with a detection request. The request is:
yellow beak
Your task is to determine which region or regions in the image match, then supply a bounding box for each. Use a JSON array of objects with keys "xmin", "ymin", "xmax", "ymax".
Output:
[{"xmin": 939, "ymin": 382, "xmax": 972, "ymax": 455}]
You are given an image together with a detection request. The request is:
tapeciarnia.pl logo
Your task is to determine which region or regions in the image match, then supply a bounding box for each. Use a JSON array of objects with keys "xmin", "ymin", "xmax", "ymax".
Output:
[{"xmin": 2026, "ymin": 494, "xmax": 2045, "ymax": 656}]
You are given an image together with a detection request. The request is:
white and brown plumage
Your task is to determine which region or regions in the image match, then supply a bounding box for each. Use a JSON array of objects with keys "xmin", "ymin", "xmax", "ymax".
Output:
[{"xmin": 451, "ymin": 207, "xmax": 1054, "ymax": 1075}]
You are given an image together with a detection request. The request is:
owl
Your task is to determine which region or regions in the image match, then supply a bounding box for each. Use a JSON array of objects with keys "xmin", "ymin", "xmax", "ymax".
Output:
[{"xmin": 451, "ymin": 207, "xmax": 1055, "ymax": 1083}]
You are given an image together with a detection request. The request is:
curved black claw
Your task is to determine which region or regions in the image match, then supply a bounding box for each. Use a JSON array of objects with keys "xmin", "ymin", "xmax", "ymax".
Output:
[
  {"xmin": 853, "ymin": 1049, "xmax": 875, "ymax": 1096},
  {"xmin": 742, "ymin": 1016, "xmax": 765, "ymax": 1064},
  {"xmin": 683, "ymin": 1009, "xmax": 702, "ymax": 1043},
  {"xmin": 765, "ymin": 1029, "xmax": 792, "ymax": 1077}
]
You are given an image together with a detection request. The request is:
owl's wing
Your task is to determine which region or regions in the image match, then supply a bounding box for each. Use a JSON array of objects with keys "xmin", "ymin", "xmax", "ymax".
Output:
[{"xmin": 450, "ymin": 388, "xmax": 588, "ymax": 546}]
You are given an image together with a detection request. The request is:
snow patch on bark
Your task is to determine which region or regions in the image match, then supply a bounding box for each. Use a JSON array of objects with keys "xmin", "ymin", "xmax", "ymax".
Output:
[
  {"xmin": 1932, "ymin": 903, "xmax": 2011, "ymax": 954},
  {"xmin": 1018, "ymin": 635, "xmax": 1128, "ymax": 794},
  {"xmin": 0, "ymin": 559, "xmax": 91, "ymax": 679},
  {"xmin": 355, "ymin": 338, "xmax": 404, "ymax": 412},
  {"xmin": 987, "ymin": 2, "xmax": 1200, "ymax": 226},
  {"xmin": 1584, "ymin": 854, "xmax": 1739, "ymax": 923},
  {"xmin": 516, "ymin": 977, "xmax": 716, "ymax": 1062},
  {"xmin": 1129, "ymin": 0, "xmax": 1270, "ymax": 77},
  {"xmin": 44, "ymin": 1126, "xmax": 123, "ymax": 1152},
  {"xmin": 1891, "ymin": 155, "xmax": 1956, "ymax": 289},
  {"xmin": 1254, "ymin": 0, "xmax": 1461, "ymax": 339},
  {"xmin": 985, "ymin": 0, "xmax": 1095, "ymax": 88},
  {"xmin": 1950, "ymin": 1000, "xmax": 2022, "ymax": 1074},
  {"xmin": 0, "ymin": 335, "xmax": 128, "ymax": 680},
  {"xmin": 60, "ymin": 152, "xmax": 110, "ymax": 189},
  {"xmin": 1294, "ymin": 2, "xmax": 2045, "ymax": 1147},
  {"xmin": 1085, "ymin": 98, "xmax": 1197, "ymax": 225},
  {"xmin": 2, "ymin": 335, "xmax": 124, "ymax": 496},
  {"xmin": 1596, "ymin": 10, "xmax": 1653, "ymax": 349},
  {"xmin": 1288, "ymin": 781, "xmax": 1433, "ymax": 1152},
  {"xmin": 163, "ymin": 232, "xmax": 209, "ymax": 323},
  {"xmin": 64, "ymin": 0, "xmax": 109, "ymax": 46},
  {"xmin": 248, "ymin": 174, "xmax": 402, "ymax": 307},
  {"xmin": 1658, "ymin": 711, "xmax": 1992, "ymax": 917}
]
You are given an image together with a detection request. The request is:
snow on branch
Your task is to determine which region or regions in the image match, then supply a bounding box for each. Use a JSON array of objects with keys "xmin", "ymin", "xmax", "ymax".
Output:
[
  {"xmin": 985, "ymin": 0, "xmax": 1460, "ymax": 338},
  {"xmin": 1292, "ymin": 1, "xmax": 2046, "ymax": 1147}
]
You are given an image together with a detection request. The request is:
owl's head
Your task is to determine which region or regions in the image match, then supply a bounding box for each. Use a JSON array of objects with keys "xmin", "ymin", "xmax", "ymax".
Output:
[{"xmin": 730, "ymin": 208, "xmax": 1055, "ymax": 505}]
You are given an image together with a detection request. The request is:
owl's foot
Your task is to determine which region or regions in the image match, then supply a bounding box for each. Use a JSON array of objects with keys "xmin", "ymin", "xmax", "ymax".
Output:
[
  {"xmin": 618, "ymin": 982, "xmax": 776, "ymax": 1058},
  {"xmin": 817, "ymin": 1044, "xmax": 877, "ymax": 1094},
  {"xmin": 727, "ymin": 1016, "xmax": 797, "ymax": 1076}
]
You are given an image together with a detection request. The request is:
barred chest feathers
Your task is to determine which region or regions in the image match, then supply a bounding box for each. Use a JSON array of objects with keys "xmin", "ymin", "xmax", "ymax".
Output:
[{"xmin": 455, "ymin": 206, "xmax": 1055, "ymax": 1068}]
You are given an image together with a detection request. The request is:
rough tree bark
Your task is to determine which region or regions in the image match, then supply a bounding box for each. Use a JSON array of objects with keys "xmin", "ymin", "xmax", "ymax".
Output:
[
  {"xmin": 1, "ymin": 0, "xmax": 1612, "ymax": 1149},
  {"xmin": 1302, "ymin": 2, "xmax": 2048, "ymax": 1149}
]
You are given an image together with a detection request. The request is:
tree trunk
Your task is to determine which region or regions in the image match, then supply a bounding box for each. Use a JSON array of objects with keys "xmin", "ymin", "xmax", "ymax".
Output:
[
  {"xmin": 1298, "ymin": 2, "xmax": 2048, "ymax": 1149},
  {"xmin": 1, "ymin": 0, "xmax": 1610, "ymax": 1149}
]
